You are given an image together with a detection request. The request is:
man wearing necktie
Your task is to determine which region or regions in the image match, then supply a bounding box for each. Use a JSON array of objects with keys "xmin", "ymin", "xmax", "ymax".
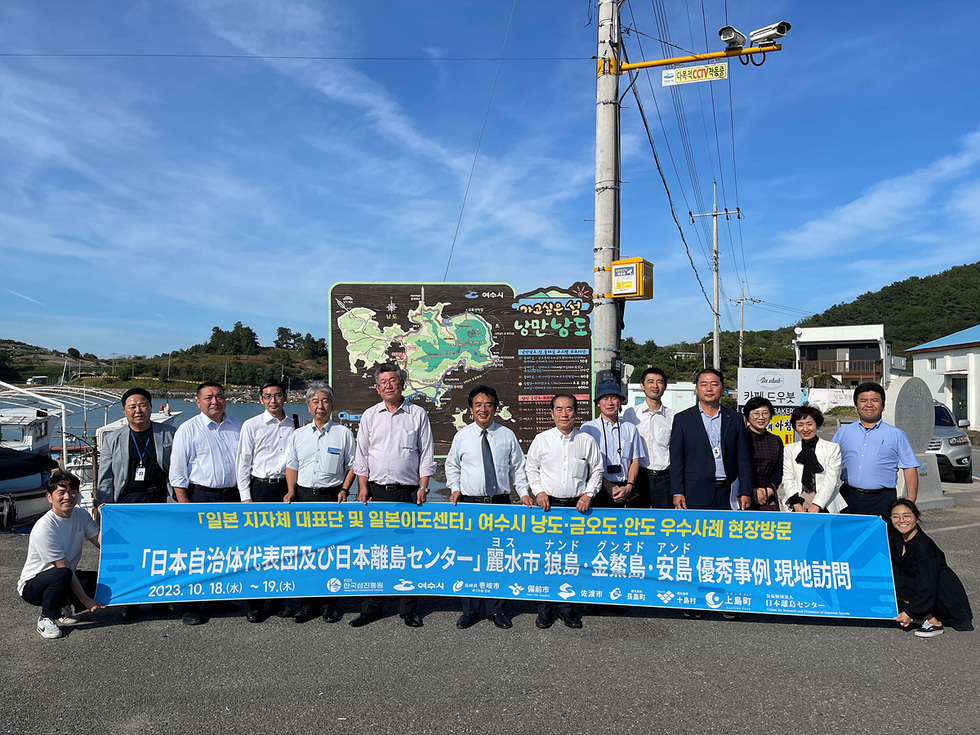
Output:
[{"xmin": 445, "ymin": 385, "xmax": 532, "ymax": 630}]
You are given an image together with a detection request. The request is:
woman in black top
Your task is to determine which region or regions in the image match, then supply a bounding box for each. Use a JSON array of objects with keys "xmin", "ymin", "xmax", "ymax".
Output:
[
  {"xmin": 890, "ymin": 498, "xmax": 972, "ymax": 638},
  {"xmin": 742, "ymin": 397, "xmax": 783, "ymax": 511}
]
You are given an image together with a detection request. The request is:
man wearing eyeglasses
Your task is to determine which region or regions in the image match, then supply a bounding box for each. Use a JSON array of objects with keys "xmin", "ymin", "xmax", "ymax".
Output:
[
  {"xmin": 349, "ymin": 362, "xmax": 435, "ymax": 628},
  {"xmin": 236, "ymin": 378, "xmax": 295, "ymax": 623}
]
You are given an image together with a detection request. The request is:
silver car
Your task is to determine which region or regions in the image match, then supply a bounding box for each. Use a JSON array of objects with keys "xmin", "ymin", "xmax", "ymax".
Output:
[{"xmin": 927, "ymin": 401, "xmax": 973, "ymax": 483}]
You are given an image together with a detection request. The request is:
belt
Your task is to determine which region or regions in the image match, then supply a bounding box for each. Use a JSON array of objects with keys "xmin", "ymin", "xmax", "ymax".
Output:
[
  {"xmin": 842, "ymin": 483, "xmax": 894, "ymax": 495},
  {"xmin": 188, "ymin": 483, "xmax": 238, "ymax": 496},
  {"xmin": 369, "ymin": 482, "xmax": 418, "ymax": 492},
  {"xmin": 297, "ymin": 484, "xmax": 344, "ymax": 496},
  {"xmin": 458, "ymin": 494, "xmax": 508, "ymax": 504},
  {"xmin": 253, "ymin": 477, "xmax": 286, "ymax": 484},
  {"xmin": 647, "ymin": 468, "xmax": 670, "ymax": 476},
  {"xmin": 547, "ymin": 496, "xmax": 581, "ymax": 507},
  {"xmin": 715, "ymin": 479, "xmax": 730, "ymax": 488}
]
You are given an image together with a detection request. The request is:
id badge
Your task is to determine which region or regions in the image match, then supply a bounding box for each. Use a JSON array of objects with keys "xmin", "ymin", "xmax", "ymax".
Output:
[
  {"xmin": 135, "ymin": 466, "xmax": 147, "ymax": 481},
  {"xmin": 711, "ymin": 445, "xmax": 721, "ymax": 460}
]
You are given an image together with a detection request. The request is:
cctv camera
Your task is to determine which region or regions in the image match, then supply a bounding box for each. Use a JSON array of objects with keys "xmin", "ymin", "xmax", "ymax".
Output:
[
  {"xmin": 718, "ymin": 26, "xmax": 746, "ymax": 50},
  {"xmin": 749, "ymin": 21, "xmax": 791, "ymax": 47}
]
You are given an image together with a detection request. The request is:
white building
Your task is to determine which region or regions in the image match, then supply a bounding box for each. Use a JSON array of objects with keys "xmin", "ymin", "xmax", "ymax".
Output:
[
  {"xmin": 792, "ymin": 324, "xmax": 909, "ymax": 389},
  {"xmin": 907, "ymin": 324, "xmax": 980, "ymax": 430}
]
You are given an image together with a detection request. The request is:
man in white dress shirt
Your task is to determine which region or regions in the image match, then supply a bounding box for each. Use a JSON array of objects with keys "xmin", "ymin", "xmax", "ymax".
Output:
[
  {"xmin": 446, "ymin": 385, "xmax": 531, "ymax": 630},
  {"xmin": 284, "ymin": 381, "xmax": 356, "ymax": 624},
  {"xmin": 525, "ymin": 394, "xmax": 602, "ymax": 629},
  {"xmin": 236, "ymin": 378, "xmax": 295, "ymax": 623},
  {"xmin": 170, "ymin": 381, "xmax": 242, "ymax": 625},
  {"xmin": 622, "ymin": 367, "xmax": 675, "ymax": 509},
  {"xmin": 349, "ymin": 362, "xmax": 436, "ymax": 628}
]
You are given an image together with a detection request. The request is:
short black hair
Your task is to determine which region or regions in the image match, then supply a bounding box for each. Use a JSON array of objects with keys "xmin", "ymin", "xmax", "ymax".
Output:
[
  {"xmin": 639, "ymin": 367, "xmax": 667, "ymax": 384},
  {"xmin": 695, "ymin": 367, "xmax": 725, "ymax": 385},
  {"xmin": 260, "ymin": 378, "xmax": 286, "ymax": 395},
  {"xmin": 197, "ymin": 381, "xmax": 225, "ymax": 397},
  {"xmin": 742, "ymin": 396, "xmax": 775, "ymax": 419},
  {"xmin": 550, "ymin": 393, "xmax": 578, "ymax": 411},
  {"xmin": 790, "ymin": 404, "xmax": 825, "ymax": 429},
  {"xmin": 46, "ymin": 470, "xmax": 80, "ymax": 493},
  {"xmin": 121, "ymin": 387, "xmax": 152, "ymax": 405},
  {"xmin": 853, "ymin": 382, "xmax": 885, "ymax": 405},
  {"xmin": 468, "ymin": 385, "xmax": 499, "ymax": 409},
  {"xmin": 889, "ymin": 498, "xmax": 920, "ymax": 522}
]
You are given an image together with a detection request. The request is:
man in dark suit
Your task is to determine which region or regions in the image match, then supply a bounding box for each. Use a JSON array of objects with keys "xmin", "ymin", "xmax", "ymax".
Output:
[{"xmin": 670, "ymin": 368, "xmax": 752, "ymax": 510}]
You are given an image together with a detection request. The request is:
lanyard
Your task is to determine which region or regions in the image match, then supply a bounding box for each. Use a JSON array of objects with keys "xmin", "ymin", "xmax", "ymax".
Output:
[
  {"xmin": 601, "ymin": 420, "xmax": 622, "ymax": 463},
  {"xmin": 130, "ymin": 429, "xmax": 151, "ymax": 467}
]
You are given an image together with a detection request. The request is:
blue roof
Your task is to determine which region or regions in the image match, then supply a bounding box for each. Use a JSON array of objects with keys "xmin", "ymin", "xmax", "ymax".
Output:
[{"xmin": 908, "ymin": 323, "xmax": 980, "ymax": 352}]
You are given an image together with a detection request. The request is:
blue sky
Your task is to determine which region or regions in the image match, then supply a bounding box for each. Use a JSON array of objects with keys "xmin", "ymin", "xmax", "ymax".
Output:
[{"xmin": 1, "ymin": 0, "xmax": 979, "ymax": 358}]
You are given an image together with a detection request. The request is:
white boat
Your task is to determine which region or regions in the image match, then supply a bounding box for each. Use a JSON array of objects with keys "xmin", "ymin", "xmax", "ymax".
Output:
[{"xmin": 0, "ymin": 382, "xmax": 180, "ymax": 530}]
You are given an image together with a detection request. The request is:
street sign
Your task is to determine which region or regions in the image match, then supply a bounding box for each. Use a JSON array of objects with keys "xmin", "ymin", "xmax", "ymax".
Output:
[{"xmin": 662, "ymin": 62, "xmax": 728, "ymax": 86}]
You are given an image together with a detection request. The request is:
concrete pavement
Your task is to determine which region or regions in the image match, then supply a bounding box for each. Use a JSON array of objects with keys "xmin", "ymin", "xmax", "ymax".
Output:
[{"xmin": 2, "ymin": 482, "xmax": 978, "ymax": 735}]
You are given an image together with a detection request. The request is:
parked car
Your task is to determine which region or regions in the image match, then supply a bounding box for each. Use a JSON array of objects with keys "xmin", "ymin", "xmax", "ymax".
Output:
[{"xmin": 927, "ymin": 401, "xmax": 973, "ymax": 483}]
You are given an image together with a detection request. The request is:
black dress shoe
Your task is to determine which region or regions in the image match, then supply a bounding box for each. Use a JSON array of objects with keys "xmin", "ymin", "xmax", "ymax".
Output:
[
  {"xmin": 154, "ymin": 603, "xmax": 175, "ymax": 616},
  {"xmin": 721, "ymin": 612, "xmax": 742, "ymax": 621},
  {"xmin": 535, "ymin": 613, "xmax": 553, "ymax": 629},
  {"xmin": 181, "ymin": 610, "xmax": 202, "ymax": 626},
  {"xmin": 120, "ymin": 605, "xmax": 139, "ymax": 621},
  {"xmin": 491, "ymin": 613, "xmax": 513, "ymax": 629},
  {"xmin": 321, "ymin": 605, "xmax": 342, "ymax": 624},
  {"xmin": 402, "ymin": 612, "xmax": 423, "ymax": 628},
  {"xmin": 246, "ymin": 608, "xmax": 263, "ymax": 623},
  {"xmin": 349, "ymin": 613, "xmax": 380, "ymax": 628},
  {"xmin": 456, "ymin": 613, "xmax": 478, "ymax": 630},
  {"xmin": 293, "ymin": 606, "xmax": 317, "ymax": 624},
  {"xmin": 558, "ymin": 612, "xmax": 583, "ymax": 629},
  {"xmin": 271, "ymin": 602, "xmax": 294, "ymax": 618},
  {"xmin": 683, "ymin": 611, "xmax": 702, "ymax": 619}
]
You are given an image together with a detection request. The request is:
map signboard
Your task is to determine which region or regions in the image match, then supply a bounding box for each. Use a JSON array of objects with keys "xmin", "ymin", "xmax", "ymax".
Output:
[{"xmin": 329, "ymin": 282, "xmax": 593, "ymax": 455}]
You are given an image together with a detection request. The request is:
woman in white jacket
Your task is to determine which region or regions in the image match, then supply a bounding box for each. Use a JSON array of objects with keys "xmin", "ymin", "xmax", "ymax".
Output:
[{"xmin": 779, "ymin": 405, "xmax": 846, "ymax": 513}]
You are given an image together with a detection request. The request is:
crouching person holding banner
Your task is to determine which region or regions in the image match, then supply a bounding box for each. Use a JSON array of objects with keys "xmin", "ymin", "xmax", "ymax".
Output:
[
  {"xmin": 447, "ymin": 385, "xmax": 532, "ymax": 630},
  {"xmin": 18, "ymin": 471, "xmax": 104, "ymax": 639},
  {"xmin": 525, "ymin": 394, "xmax": 602, "ymax": 630}
]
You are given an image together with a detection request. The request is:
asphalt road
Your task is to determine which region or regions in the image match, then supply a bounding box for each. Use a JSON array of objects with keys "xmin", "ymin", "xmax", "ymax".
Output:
[{"xmin": 2, "ymin": 484, "xmax": 978, "ymax": 735}]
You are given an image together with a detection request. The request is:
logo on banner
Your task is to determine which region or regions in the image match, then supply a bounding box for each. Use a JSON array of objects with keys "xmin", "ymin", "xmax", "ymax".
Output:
[
  {"xmin": 509, "ymin": 583, "xmax": 524, "ymax": 595},
  {"xmin": 756, "ymin": 371, "xmax": 785, "ymax": 389},
  {"xmin": 558, "ymin": 583, "xmax": 576, "ymax": 599},
  {"xmin": 657, "ymin": 591, "xmax": 675, "ymax": 603},
  {"xmin": 452, "ymin": 580, "xmax": 464, "ymax": 592},
  {"xmin": 326, "ymin": 578, "xmax": 342, "ymax": 593},
  {"xmin": 705, "ymin": 592, "xmax": 724, "ymax": 608},
  {"xmin": 393, "ymin": 579, "xmax": 416, "ymax": 591},
  {"xmin": 610, "ymin": 588, "xmax": 622, "ymax": 601}
]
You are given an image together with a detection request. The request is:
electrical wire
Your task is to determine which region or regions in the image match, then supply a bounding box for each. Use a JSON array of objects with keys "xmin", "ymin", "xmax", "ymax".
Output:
[{"xmin": 442, "ymin": 0, "xmax": 518, "ymax": 281}]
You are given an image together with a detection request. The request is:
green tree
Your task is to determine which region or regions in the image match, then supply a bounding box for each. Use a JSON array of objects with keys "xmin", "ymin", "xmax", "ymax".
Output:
[{"xmin": 67, "ymin": 347, "xmax": 81, "ymax": 359}]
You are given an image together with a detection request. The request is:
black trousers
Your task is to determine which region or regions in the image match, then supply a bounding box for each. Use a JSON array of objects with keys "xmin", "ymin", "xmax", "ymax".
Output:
[
  {"xmin": 250, "ymin": 477, "xmax": 288, "ymax": 503},
  {"xmin": 592, "ymin": 485, "xmax": 647, "ymax": 508},
  {"xmin": 840, "ymin": 484, "xmax": 896, "ymax": 520},
  {"xmin": 292, "ymin": 484, "xmax": 344, "ymax": 612},
  {"xmin": 362, "ymin": 482, "xmax": 419, "ymax": 617},
  {"xmin": 458, "ymin": 493, "xmax": 510, "ymax": 616},
  {"xmin": 645, "ymin": 469, "xmax": 673, "ymax": 509},
  {"xmin": 686, "ymin": 482, "xmax": 733, "ymax": 510},
  {"xmin": 22, "ymin": 568, "xmax": 97, "ymax": 620},
  {"xmin": 184, "ymin": 486, "xmax": 238, "ymax": 614}
]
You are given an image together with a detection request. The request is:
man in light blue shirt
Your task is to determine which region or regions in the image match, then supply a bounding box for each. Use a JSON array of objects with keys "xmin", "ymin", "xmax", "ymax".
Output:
[
  {"xmin": 582, "ymin": 379, "xmax": 646, "ymax": 508},
  {"xmin": 445, "ymin": 385, "xmax": 531, "ymax": 630},
  {"xmin": 832, "ymin": 382, "xmax": 919, "ymax": 519},
  {"xmin": 283, "ymin": 381, "xmax": 355, "ymax": 625}
]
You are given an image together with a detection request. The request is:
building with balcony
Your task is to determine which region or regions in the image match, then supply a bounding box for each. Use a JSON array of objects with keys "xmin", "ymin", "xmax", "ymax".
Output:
[
  {"xmin": 792, "ymin": 324, "xmax": 909, "ymax": 389},
  {"xmin": 906, "ymin": 323, "xmax": 980, "ymax": 430}
]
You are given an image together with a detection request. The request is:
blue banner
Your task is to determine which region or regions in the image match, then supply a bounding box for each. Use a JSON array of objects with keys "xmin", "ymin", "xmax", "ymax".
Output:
[{"xmin": 96, "ymin": 503, "xmax": 898, "ymax": 619}]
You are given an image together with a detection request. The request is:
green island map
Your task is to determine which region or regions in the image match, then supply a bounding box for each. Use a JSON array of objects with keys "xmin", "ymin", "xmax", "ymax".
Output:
[{"xmin": 335, "ymin": 286, "xmax": 500, "ymax": 407}]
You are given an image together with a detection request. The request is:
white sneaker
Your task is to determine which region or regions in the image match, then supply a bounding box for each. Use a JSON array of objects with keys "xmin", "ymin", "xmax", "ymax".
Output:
[
  {"xmin": 915, "ymin": 621, "xmax": 945, "ymax": 638},
  {"xmin": 37, "ymin": 616, "xmax": 63, "ymax": 639},
  {"xmin": 57, "ymin": 605, "xmax": 78, "ymax": 625}
]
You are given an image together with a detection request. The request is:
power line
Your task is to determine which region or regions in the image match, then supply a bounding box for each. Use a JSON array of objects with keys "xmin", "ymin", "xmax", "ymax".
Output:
[
  {"xmin": 442, "ymin": 0, "xmax": 518, "ymax": 281},
  {"xmin": 0, "ymin": 52, "xmax": 585, "ymax": 62}
]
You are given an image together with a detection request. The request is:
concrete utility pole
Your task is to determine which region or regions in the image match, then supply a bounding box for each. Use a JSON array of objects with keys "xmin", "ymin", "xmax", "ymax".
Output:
[
  {"xmin": 690, "ymin": 182, "xmax": 724, "ymax": 370},
  {"xmin": 730, "ymin": 281, "xmax": 761, "ymax": 368},
  {"xmin": 592, "ymin": 0, "xmax": 622, "ymax": 385}
]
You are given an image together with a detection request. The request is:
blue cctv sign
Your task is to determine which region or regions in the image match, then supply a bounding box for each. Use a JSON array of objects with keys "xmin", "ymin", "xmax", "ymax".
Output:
[{"xmin": 97, "ymin": 504, "xmax": 897, "ymax": 619}]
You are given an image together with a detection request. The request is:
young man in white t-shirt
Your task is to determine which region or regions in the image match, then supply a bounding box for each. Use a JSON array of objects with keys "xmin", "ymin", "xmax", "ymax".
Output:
[{"xmin": 18, "ymin": 471, "xmax": 104, "ymax": 639}]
